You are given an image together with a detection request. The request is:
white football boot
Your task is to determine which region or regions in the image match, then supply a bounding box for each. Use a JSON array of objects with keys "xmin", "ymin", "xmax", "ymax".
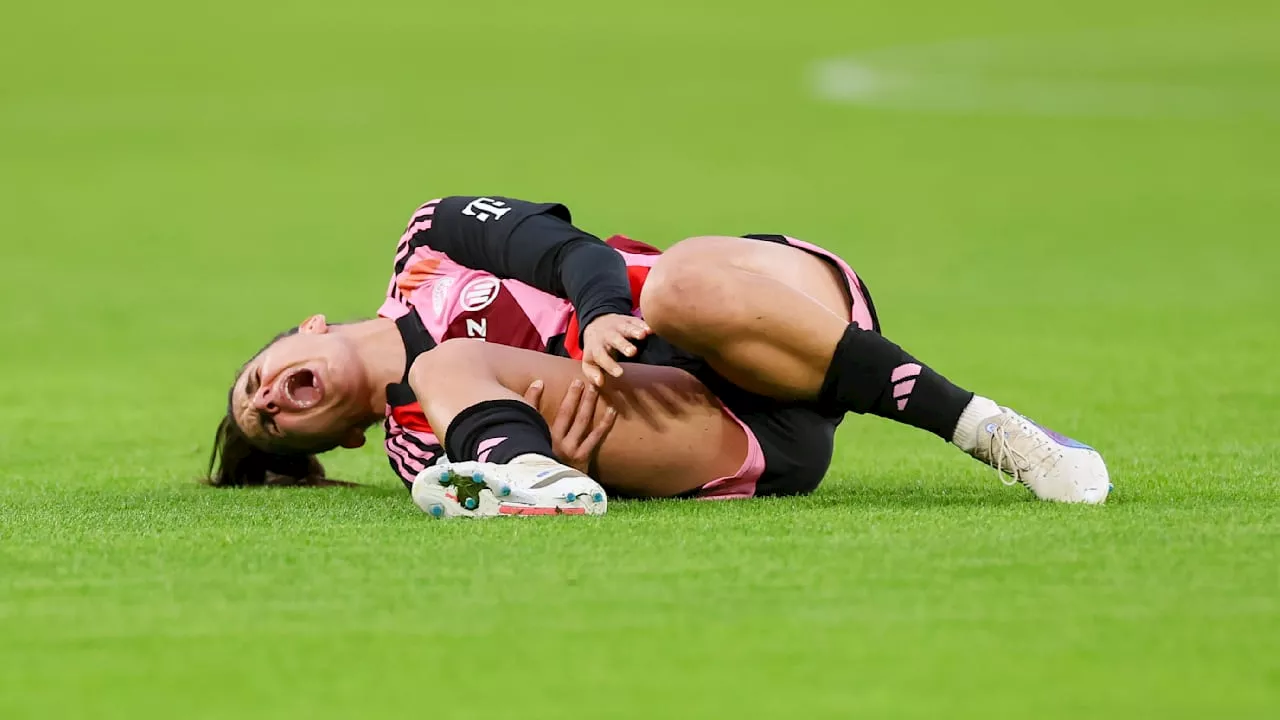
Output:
[
  {"xmin": 412, "ymin": 454, "xmax": 608, "ymax": 518},
  {"xmin": 970, "ymin": 408, "xmax": 1111, "ymax": 504}
]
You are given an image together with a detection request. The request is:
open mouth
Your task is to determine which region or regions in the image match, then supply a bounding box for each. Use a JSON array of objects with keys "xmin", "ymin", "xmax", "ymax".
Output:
[{"xmin": 283, "ymin": 368, "xmax": 324, "ymax": 409}]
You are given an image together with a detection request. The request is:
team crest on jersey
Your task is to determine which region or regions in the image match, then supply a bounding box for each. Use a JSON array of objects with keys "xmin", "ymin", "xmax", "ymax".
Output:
[
  {"xmin": 431, "ymin": 277, "xmax": 456, "ymax": 316},
  {"xmin": 459, "ymin": 277, "xmax": 501, "ymax": 312}
]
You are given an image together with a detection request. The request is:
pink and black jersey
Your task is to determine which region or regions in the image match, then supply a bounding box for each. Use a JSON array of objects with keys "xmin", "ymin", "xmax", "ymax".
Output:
[{"xmin": 377, "ymin": 197, "xmax": 663, "ymax": 488}]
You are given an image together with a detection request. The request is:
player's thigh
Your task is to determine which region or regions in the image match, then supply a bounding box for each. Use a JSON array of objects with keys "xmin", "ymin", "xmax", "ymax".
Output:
[
  {"xmin": 657, "ymin": 235, "xmax": 852, "ymax": 320},
  {"xmin": 473, "ymin": 344, "xmax": 749, "ymax": 497}
]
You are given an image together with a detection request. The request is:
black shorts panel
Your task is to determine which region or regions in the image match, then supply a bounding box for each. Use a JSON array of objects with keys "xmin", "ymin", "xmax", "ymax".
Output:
[
  {"xmin": 629, "ymin": 334, "xmax": 836, "ymax": 497},
  {"xmin": 744, "ymin": 405, "xmax": 836, "ymax": 497},
  {"xmin": 697, "ymin": 370, "xmax": 838, "ymax": 497}
]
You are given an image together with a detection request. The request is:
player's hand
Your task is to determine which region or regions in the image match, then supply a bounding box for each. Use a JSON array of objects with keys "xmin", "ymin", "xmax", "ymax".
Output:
[
  {"xmin": 523, "ymin": 379, "xmax": 616, "ymax": 475},
  {"xmin": 581, "ymin": 313, "xmax": 651, "ymax": 387}
]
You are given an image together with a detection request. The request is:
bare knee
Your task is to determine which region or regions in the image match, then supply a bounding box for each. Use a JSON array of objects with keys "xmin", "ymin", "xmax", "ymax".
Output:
[
  {"xmin": 640, "ymin": 237, "xmax": 749, "ymax": 346},
  {"xmin": 409, "ymin": 338, "xmax": 492, "ymax": 392},
  {"xmin": 644, "ymin": 235, "xmax": 851, "ymax": 330}
]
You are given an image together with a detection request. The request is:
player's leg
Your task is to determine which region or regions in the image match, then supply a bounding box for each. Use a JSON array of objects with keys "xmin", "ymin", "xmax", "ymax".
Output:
[
  {"xmin": 640, "ymin": 235, "xmax": 1109, "ymax": 503},
  {"xmin": 641, "ymin": 235, "xmax": 971, "ymax": 433},
  {"xmin": 408, "ymin": 339, "xmax": 750, "ymax": 500},
  {"xmin": 641, "ymin": 235, "xmax": 858, "ymax": 399}
]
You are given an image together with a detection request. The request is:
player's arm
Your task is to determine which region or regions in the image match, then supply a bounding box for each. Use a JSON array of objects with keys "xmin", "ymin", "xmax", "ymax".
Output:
[{"xmin": 405, "ymin": 196, "xmax": 649, "ymax": 385}]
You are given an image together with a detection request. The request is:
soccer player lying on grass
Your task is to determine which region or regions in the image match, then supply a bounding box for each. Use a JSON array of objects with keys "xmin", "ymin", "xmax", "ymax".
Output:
[{"xmin": 207, "ymin": 195, "xmax": 1110, "ymax": 516}]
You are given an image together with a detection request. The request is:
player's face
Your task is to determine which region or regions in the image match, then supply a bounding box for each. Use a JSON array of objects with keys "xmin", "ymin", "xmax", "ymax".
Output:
[{"xmin": 230, "ymin": 316, "xmax": 370, "ymax": 453}]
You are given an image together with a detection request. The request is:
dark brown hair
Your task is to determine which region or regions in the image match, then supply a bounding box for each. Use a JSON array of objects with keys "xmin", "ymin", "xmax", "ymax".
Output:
[{"xmin": 203, "ymin": 328, "xmax": 345, "ymax": 487}]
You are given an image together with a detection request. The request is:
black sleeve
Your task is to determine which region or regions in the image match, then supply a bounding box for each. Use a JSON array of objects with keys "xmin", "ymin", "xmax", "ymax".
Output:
[{"xmin": 412, "ymin": 196, "xmax": 634, "ymax": 334}]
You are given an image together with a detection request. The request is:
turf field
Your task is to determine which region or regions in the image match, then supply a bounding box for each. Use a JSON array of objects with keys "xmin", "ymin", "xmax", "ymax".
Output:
[{"xmin": 2, "ymin": 0, "xmax": 1278, "ymax": 717}]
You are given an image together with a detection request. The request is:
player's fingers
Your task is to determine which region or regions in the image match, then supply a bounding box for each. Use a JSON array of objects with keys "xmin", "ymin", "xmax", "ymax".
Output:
[
  {"xmin": 552, "ymin": 379, "xmax": 585, "ymax": 437},
  {"xmin": 593, "ymin": 349, "xmax": 625, "ymax": 379},
  {"xmin": 579, "ymin": 404, "xmax": 616, "ymax": 456},
  {"xmin": 522, "ymin": 379, "xmax": 544, "ymax": 408},
  {"xmin": 581, "ymin": 359, "xmax": 606, "ymax": 388},
  {"xmin": 567, "ymin": 384, "xmax": 598, "ymax": 445},
  {"xmin": 622, "ymin": 318, "xmax": 651, "ymax": 339},
  {"xmin": 609, "ymin": 333, "xmax": 638, "ymax": 359}
]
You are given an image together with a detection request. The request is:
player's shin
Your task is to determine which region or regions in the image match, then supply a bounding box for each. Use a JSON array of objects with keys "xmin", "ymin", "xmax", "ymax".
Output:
[
  {"xmin": 818, "ymin": 324, "xmax": 975, "ymax": 441},
  {"xmin": 819, "ymin": 324, "xmax": 1110, "ymax": 504},
  {"xmin": 444, "ymin": 399, "xmax": 557, "ymax": 465}
]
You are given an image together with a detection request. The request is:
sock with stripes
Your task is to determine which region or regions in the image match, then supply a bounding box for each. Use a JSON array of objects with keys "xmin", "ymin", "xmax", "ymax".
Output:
[{"xmin": 818, "ymin": 324, "xmax": 974, "ymax": 441}]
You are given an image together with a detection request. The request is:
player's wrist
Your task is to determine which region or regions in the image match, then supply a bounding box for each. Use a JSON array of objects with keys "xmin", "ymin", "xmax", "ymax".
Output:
[{"xmin": 578, "ymin": 304, "xmax": 635, "ymax": 342}]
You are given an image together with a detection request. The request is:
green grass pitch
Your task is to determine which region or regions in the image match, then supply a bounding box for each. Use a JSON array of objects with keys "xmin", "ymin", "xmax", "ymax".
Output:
[{"xmin": 1, "ymin": 1, "xmax": 1277, "ymax": 717}]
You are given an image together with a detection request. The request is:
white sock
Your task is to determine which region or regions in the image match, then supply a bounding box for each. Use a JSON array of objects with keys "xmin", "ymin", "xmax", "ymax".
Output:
[
  {"xmin": 952, "ymin": 395, "xmax": 1001, "ymax": 452},
  {"xmin": 510, "ymin": 453, "xmax": 559, "ymax": 465}
]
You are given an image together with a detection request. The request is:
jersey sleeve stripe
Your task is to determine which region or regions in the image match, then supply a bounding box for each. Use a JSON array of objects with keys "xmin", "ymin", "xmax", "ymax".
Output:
[
  {"xmin": 387, "ymin": 435, "xmax": 427, "ymax": 476},
  {"xmin": 385, "ymin": 446, "xmax": 414, "ymax": 486},
  {"xmin": 387, "ymin": 274, "xmax": 404, "ymax": 305},
  {"xmin": 394, "ymin": 200, "xmax": 441, "ymax": 276},
  {"xmin": 394, "ymin": 434, "xmax": 437, "ymax": 465},
  {"xmin": 383, "ymin": 417, "xmax": 428, "ymax": 477},
  {"xmin": 398, "ymin": 431, "xmax": 442, "ymax": 456}
]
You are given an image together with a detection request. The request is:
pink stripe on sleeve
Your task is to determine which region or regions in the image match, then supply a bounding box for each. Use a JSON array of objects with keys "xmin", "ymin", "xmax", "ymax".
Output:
[
  {"xmin": 397, "ymin": 434, "xmax": 440, "ymax": 464},
  {"xmin": 393, "ymin": 201, "xmax": 439, "ymax": 269},
  {"xmin": 385, "ymin": 436, "xmax": 425, "ymax": 477}
]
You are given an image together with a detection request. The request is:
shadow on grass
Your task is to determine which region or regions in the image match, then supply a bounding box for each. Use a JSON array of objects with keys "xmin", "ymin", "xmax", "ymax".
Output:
[
  {"xmin": 195, "ymin": 478, "xmax": 1037, "ymax": 510},
  {"xmin": 811, "ymin": 483, "xmax": 1033, "ymax": 509},
  {"xmin": 610, "ymin": 482, "xmax": 1037, "ymax": 515},
  {"xmin": 180, "ymin": 474, "xmax": 1177, "ymax": 519}
]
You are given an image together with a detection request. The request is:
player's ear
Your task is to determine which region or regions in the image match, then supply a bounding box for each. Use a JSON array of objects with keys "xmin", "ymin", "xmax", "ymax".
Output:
[
  {"xmin": 298, "ymin": 314, "xmax": 329, "ymax": 335},
  {"xmin": 338, "ymin": 426, "xmax": 366, "ymax": 449}
]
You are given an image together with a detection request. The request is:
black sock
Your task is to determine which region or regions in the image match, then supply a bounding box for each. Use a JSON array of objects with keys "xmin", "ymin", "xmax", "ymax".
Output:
[
  {"xmin": 818, "ymin": 324, "xmax": 974, "ymax": 441},
  {"xmin": 443, "ymin": 399, "xmax": 555, "ymax": 464}
]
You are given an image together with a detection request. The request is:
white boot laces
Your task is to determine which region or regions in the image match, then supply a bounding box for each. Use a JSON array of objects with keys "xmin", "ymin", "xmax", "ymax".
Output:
[{"xmin": 985, "ymin": 414, "xmax": 1047, "ymax": 487}]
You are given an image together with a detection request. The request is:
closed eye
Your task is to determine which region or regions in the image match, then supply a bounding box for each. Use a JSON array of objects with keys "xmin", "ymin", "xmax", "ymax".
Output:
[
  {"xmin": 245, "ymin": 367, "xmax": 261, "ymax": 398},
  {"xmin": 241, "ymin": 367, "xmax": 279, "ymax": 438}
]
